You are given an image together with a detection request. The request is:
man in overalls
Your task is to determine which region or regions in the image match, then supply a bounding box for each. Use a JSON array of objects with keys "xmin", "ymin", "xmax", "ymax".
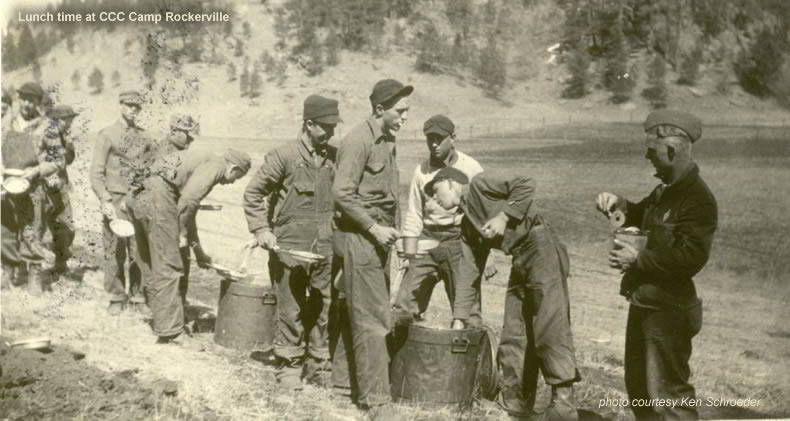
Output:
[
  {"xmin": 90, "ymin": 90, "xmax": 157, "ymax": 314},
  {"xmin": 332, "ymin": 79, "xmax": 412, "ymax": 412},
  {"xmin": 428, "ymin": 167, "xmax": 580, "ymax": 421},
  {"xmin": 244, "ymin": 94, "xmax": 341, "ymax": 389}
]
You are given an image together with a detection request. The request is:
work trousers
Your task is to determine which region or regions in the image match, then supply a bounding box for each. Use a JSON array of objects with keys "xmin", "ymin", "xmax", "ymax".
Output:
[
  {"xmin": 103, "ymin": 192, "xmax": 142, "ymax": 302},
  {"xmin": 392, "ymin": 228, "xmax": 481, "ymax": 327},
  {"xmin": 332, "ymin": 228, "xmax": 392, "ymax": 408},
  {"xmin": 41, "ymin": 189, "xmax": 75, "ymax": 266},
  {"xmin": 625, "ymin": 302, "xmax": 702, "ymax": 420},
  {"xmin": 270, "ymin": 251, "xmax": 332, "ymax": 363},
  {"xmin": 329, "ymin": 230, "xmax": 359, "ymax": 397},
  {"xmin": 128, "ymin": 178, "xmax": 185, "ymax": 337},
  {"xmin": 498, "ymin": 226, "xmax": 579, "ymax": 416}
]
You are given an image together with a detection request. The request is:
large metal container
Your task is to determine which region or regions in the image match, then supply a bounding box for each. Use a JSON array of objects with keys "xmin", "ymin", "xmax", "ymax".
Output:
[
  {"xmin": 612, "ymin": 227, "xmax": 648, "ymax": 253},
  {"xmin": 390, "ymin": 324, "xmax": 486, "ymax": 408},
  {"xmin": 214, "ymin": 279, "xmax": 276, "ymax": 351}
]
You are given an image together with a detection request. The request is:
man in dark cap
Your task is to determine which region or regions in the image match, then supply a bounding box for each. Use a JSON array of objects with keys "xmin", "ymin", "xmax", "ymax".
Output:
[
  {"xmin": 90, "ymin": 90, "xmax": 157, "ymax": 314},
  {"xmin": 596, "ymin": 109, "xmax": 717, "ymax": 420},
  {"xmin": 393, "ymin": 114, "xmax": 485, "ymax": 329},
  {"xmin": 128, "ymin": 148, "xmax": 250, "ymax": 346},
  {"xmin": 1, "ymin": 88, "xmax": 11, "ymax": 121},
  {"xmin": 160, "ymin": 113, "xmax": 200, "ymax": 154},
  {"xmin": 244, "ymin": 94, "xmax": 340, "ymax": 389},
  {"xmin": 428, "ymin": 166, "xmax": 580, "ymax": 421},
  {"xmin": 331, "ymin": 79, "xmax": 412, "ymax": 410}
]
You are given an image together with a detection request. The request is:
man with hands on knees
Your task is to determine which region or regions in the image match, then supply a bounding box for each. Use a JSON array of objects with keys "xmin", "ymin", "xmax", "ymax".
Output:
[
  {"xmin": 595, "ymin": 109, "xmax": 717, "ymax": 421},
  {"xmin": 243, "ymin": 94, "xmax": 340, "ymax": 390},
  {"xmin": 428, "ymin": 167, "xmax": 579, "ymax": 421}
]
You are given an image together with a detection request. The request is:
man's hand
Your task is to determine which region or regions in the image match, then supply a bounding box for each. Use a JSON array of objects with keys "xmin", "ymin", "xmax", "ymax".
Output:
[
  {"xmin": 179, "ymin": 235, "xmax": 189, "ymax": 249},
  {"xmin": 481, "ymin": 212, "xmax": 508, "ymax": 239},
  {"xmin": 193, "ymin": 244, "xmax": 213, "ymax": 268},
  {"xmin": 609, "ymin": 238, "xmax": 639, "ymax": 271},
  {"xmin": 21, "ymin": 166, "xmax": 39, "ymax": 181},
  {"xmin": 101, "ymin": 201, "xmax": 117, "ymax": 220},
  {"xmin": 368, "ymin": 224, "xmax": 400, "ymax": 247},
  {"xmin": 255, "ymin": 229, "xmax": 278, "ymax": 250},
  {"xmin": 483, "ymin": 264, "xmax": 498, "ymax": 280},
  {"xmin": 596, "ymin": 192, "xmax": 621, "ymax": 216}
]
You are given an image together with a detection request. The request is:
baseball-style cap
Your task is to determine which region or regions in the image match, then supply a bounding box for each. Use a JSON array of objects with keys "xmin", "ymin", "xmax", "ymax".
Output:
[
  {"xmin": 303, "ymin": 95, "xmax": 341, "ymax": 124},
  {"xmin": 224, "ymin": 149, "xmax": 252, "ymax": 173},
  {"xmin": 169, "ymin": 113, "xmax": 199, "ymax": 134},
  {"xmin": 119, "ymin": 90, "xmax": 143, "ymax": 105},
  {"xmin": 369, "ymin": 79, "xmax": 413, "ymax": 108},
  {"xmin": 644, "ymin": 109, "xmax": 702, "ymax": 142},
  {"xmin": 17, "ymin": 82, "xmax": 44, "ymax": 99},
  {"xmin": 423, "ymin": 114, "xmax": 455, "ymax": 137},
  {"xmin": 424, "ymin": 166, "xmax": 469, "ymax": 196},
  {"xmin": 49, "ymin": 105, "xmax": 79, "ymax": 119}
]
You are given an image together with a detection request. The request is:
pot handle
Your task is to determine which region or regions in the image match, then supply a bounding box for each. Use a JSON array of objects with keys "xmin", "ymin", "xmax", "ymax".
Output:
[{"xmin": 451, "ymin": 337, "xmax": 470, "ymax": 353}]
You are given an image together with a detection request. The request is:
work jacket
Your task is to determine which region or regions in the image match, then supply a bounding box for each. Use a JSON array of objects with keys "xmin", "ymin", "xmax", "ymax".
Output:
[{"xmin": 90, "ymin": 119, "xmax": 156, "ymax": 202}]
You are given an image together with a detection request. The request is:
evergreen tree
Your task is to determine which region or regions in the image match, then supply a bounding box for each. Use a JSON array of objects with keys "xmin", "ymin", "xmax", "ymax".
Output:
[
  {"xmin": 603, "ymin": 15, "xmax": 634, "ymax": 103},
  {"xmin": 677, "ymin": 46, "xmax": 702, "ymax": 86},
  {"xmin": 88, "ymin": 68, "xmax": 104, "ymax": 94},
  {"xmin": 1, "ymin": 32, "xmax": 16, "ymax": 71},
  {"xmin": 240, "ymin": 64, "xmax": 250, "ymax": 97},
  {"xmin": 71, "ymin": 69, "xmax": 81, "ymax": 90},
  {"xmin": 142, "ymin": 32, "xmax": 161, "ymax": 90},
  {"xmin": 642, "ymin": 52, "xmax": 668, "ymax": 108},
  {"xmin": 227, "ymin": 62, "xmax": 237, "ymax": 82},
  {"xmin": 478, "ymin": 33, "xmax": 508, "ymax": 97},
  {"xmin": 249, "ymin": 66, "xmax": 263, "ymax": 98},
  {"xmin": 234, "ymin": 38, "xmax": 244, "ymax": 57},
  {"xmin": 16, "ymin": 24, "xmax": 38, "ymax": 67},
  {"xmin": 111, "ymin": 70, "xmax": 121, "ymax": 87},
  {"xmin": 562, "ymin": 42, "xmax": 591, "ymax": 99},
  {"xmin": 415, "ymin": 24, "xmax": 445, "ymax": 74},
  {"xmin": 326, "ymin": 29, "xmax": 341, "ymax": 66}
]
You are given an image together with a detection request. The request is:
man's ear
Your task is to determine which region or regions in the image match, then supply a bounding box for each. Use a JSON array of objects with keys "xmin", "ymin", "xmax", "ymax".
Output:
[{"xmin": 373, "ymin": 104, "xmax": 384, "ymax": 117}]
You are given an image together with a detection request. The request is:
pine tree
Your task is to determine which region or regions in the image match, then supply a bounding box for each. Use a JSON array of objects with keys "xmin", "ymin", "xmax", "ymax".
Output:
[
  {"xmin": 642, "ymin": 52, "xmax": 668, "ymax": 108},
  {"xmin": 227, "ymin": 62, "xmax": 237, "ymax": 82},
  {"xmin": 111, "ymin": 70, "xmax": 121, "ymax": 87},
  {"xmin": 478, "ymin": 33, "xmax": 507, "ymax": 97},
  {"xmin": 562, "ymin": 42, "xmax": 591, "ymax": 99},
  {"xmin": 240, "ymin": 64, "xmax": 250, "ymax": 97},
  {"xmin": 88, "ymin": 68, "xmax": 104, "ymax": 94},
  {"xmin": 249, "ymin": 66, "xmax": 263, "ymax": 98},
  {"xmin": 677, "ymin": 46, "xmax": 702, "ymax": 86},
  {"xmin": 415, "ymin": 24, "xmax": 444, "ymax": 74},
  {"xmin": 234, "ymin": 38, "xmax": 244, "ymax": 57},
  {"xmin": 1, "ymin": 32, "xmax": 16, "ymax": 71},
  {"xmin": 603, "ymin": 15, "xmax": 634, "ymax": 103},
  {"xmin": 16, "ymin": 24, "xmax": 38, "ymax": 67},
  {"xmin": 142, "ymin": 32, "xmax": 161, "ymax": 90},
  {"xmin": 326, "ymin": 29, "xmax": 341, "ymax": 66},
  {"xmin": 71, "ymin": 69, "xmax": 81, "ymax": 90}
]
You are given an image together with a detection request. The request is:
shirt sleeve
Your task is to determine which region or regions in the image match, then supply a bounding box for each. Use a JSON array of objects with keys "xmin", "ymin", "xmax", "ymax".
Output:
[
  {"xmin": 401, "ymin": 165, "xmax": 425, "ymax": 238},
  {"xmin": 243, "ymin": 150, "xmax": 287, "ymax": 233},
  {"xmin": 36, "ymin": 134, "xmax": 66, "ymax": 177},
  {"xmin": 178, "ymin": 162, "xmax": 223, "ymax": 239},
  {"xmin": 634, "ymin": 196, "xmax": 718, "ymax": 282},
  {"xmin": 89, "ymin": 130, "xmax": 112, "ymax": 202},
  {"xmin": 333, "ymin": 136, "xmax": 375, "ymax": 230}
]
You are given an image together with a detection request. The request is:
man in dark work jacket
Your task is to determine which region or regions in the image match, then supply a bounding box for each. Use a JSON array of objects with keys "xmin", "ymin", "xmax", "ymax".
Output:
[
  {"xmin": 428, "ymin": 167, "xmax": 580, "ymax": 421},
  {"xmin": 596, "ymin": 109, "xmax": 717, "ymax": 420}
]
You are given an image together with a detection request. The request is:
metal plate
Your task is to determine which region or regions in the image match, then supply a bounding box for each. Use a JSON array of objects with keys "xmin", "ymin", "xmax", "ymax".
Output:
[
  {"xmin": 109, "ymin": 219, "xmax": 135, "ymax": 237},
  {"xmin": 2, "ymin": 177, "xmax": 30, "ymax": 194}
]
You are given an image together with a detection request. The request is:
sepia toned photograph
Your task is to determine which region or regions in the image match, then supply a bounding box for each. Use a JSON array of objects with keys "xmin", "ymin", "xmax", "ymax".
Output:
[{"xmin": 1, "ymin": 0, "xmax": 788, "ymax": 419}]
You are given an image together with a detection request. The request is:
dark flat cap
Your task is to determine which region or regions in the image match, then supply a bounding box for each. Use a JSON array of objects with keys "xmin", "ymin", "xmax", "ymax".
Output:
[
  {"xmin": 424, "ymin": 166, "xmax": 469, "ymax": 196},
  {"xmin": 369, "ymin": 79, "xmax": 413, "ymax": 108},
  {"xmin": 119, "ymin": 90, "xmax": 143, "ymax": 105},
  {"xmin": 170, "ymin": 113, "xmax": 199, "ymax": 134},
  {"xmin": 423, "ymin": 114, "xmax": 455, "ymax": 137},
  {"xmin": 304, "ymin": 95, "xmax": 341, "ymax": 124},
  {"xmin": 2, "ymin": 88, "xmax": 11, "ymax": 104},
  {"xmin": 644, "ymin": 109, "xmax": 702, "ymax": 142},
  {"xmin": 17, "ymin": 82, "xmax": 44, "ymax": 99},
  {"xmin": 224, "ymin": 149, "xmax": 252, "ymax": 173},
  {"xmin": 49, "ymin": 105, "xmax": 79, "ymax": 119}
]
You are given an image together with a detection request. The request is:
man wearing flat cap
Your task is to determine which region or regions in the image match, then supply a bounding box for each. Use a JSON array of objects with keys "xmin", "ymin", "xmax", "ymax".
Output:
[
  {"xmin": 331, "ymin": 79, "xmax": 412, "ymax": 410},
  {"xmin": 90, "ymin": 90, "xmax": 157, "ymax": 314},
  {"xmin": 596, "ymin": 109, "xmax": 717, "ymax": 420},
  {"xmin": 1, "ymin": 87, "xmax": 11, "ymax": 121},
  {"xmin": 128, "ymin": 148, "xmax": 251, "ymax": 346},
  {"xmin": 160, "ymin": 113, "xmax": 200, "ymax": 154},
  {"xmin": 429, "ymin": 167, "xmax": 580, "ymax": 420},
  {"xmin": 393, "ymin": 114, "xmax": 485, "ymax": 329},
  {"xmin": 243, "ymin": 94, "xmax": 340, "ymax": 389}
]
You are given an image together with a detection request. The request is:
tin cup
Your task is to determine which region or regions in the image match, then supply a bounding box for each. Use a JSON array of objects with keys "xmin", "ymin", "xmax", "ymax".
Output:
[{"xmin": 612, "ymin": 228, "xmax": 648, "ymax": 254}]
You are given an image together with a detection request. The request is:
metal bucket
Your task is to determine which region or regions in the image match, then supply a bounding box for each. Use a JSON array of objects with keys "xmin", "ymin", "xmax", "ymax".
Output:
[
  {"xmin": 214, "ymin": 279, "xmax": 276, "ymax": 351},
  {"xmin": 390, "ymin": 324, "xmax": 485, "ymax": 408},
  {"xmin": 612, "ymin": 227, "xmax": 648, "ymax": 253}
]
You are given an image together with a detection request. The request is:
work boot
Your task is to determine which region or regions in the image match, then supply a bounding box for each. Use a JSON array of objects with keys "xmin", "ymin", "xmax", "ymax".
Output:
[
  {"xmin": 276, "ymin": 357, "xmax": 304, "ymax": 391},
  {"xmin": 129, "ymin": 296, "xmax": 152, "ymax": 317},
  {"xmin": 1, "ymin": 264, "xmax": 14, "ymax": 290},
  {"xmin": 302, "ymin": 357, "xmax": 330, "ymax": 387},
  {"xmin": 156, "ymin": 332, "xmax": 205, "ymax": 352},
  {"xmin": 26, "ymin": 265, "xmax": 44, "ymax": 296},
  {"xmin": 537, "ymin": 385, "xmax": 578, "ymax": 421}
]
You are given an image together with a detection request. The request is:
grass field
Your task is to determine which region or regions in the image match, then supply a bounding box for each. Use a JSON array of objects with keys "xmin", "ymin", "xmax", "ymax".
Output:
[{"xmin": 2, "ymin": 122, "xmax": 788, "ymax": 420}]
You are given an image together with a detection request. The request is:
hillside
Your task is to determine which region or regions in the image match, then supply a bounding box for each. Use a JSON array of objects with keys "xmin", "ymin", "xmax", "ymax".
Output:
[{"xmin": 1, "ymin": 0, "xmax": 789, "ymax": 139}]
